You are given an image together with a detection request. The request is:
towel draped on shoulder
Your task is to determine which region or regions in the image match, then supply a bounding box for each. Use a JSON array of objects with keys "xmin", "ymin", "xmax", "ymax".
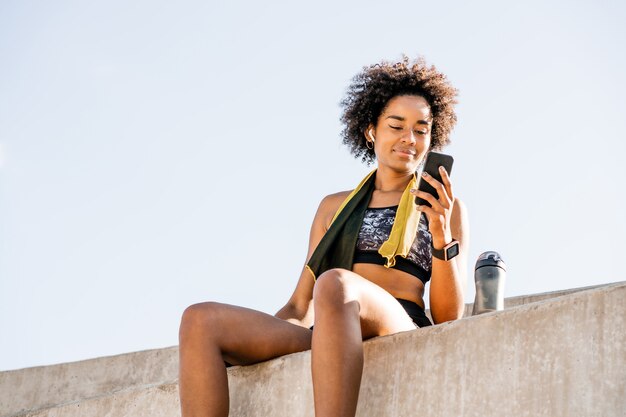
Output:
[{"xmin": 306, "ymin": 169, "xmax": 421, "ymax": 281}]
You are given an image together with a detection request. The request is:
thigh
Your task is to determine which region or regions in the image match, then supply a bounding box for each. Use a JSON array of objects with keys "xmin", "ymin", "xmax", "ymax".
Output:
[
  {"xmin": 183, "ymin": 302, "xmax": 312, "ymax": 366},
  {"xmin": 314, "ymin": 269, "xmax": 417, "ymax": 340}
]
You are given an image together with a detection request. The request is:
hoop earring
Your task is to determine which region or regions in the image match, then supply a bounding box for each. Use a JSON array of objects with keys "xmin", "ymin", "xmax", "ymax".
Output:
[{"xmin": 366, "ymin": 140, "xmax": 374, "ymax": 150}]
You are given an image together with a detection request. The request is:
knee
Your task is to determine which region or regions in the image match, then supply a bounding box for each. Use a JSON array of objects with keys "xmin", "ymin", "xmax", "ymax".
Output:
[
  {"xmin": 179, "ymin": 302, "xmax": 222, "ymax": 344},
  {"xmin": 313, "ymin": 268, "xmax": 356, "ymax": 310}
]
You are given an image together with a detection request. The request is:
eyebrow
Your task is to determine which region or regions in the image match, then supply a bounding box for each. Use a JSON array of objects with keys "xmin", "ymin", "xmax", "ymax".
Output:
[{"xmin": 385, "ymin": 115, "xmax": 431, "ymax": 125}]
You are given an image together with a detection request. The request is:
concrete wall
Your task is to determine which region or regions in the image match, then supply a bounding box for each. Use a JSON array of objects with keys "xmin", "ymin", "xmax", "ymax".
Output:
[
  {"xmin": 0, "ymin": 347, "xmax": 178, "ymax": 417},
  {"xmin": 226, "ymin": 281, "xmax": 626, "ymax": 417},
  {"xmin": 2, "ymin": 282, "xmax": 624, "ymax": 417}
]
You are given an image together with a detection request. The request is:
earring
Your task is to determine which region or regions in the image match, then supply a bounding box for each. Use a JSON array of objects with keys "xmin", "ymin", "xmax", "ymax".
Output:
[{"xmin": 367, "ymin": 129, "xmax": 376, "ymax": 150}]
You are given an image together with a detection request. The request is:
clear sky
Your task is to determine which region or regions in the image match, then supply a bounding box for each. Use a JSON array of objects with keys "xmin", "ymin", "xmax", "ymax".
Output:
[{"xmin": 1, "ymin": 0, "xmax": 625, "ymax": 371}]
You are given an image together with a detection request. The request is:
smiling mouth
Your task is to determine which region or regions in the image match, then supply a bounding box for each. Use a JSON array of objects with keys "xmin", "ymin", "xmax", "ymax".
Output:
[{"xmin": 394, "ymin": 149, "xmax": 416, "ymax": 156}]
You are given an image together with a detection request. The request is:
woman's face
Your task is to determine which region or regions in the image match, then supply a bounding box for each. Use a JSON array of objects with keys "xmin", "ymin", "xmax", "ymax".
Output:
[{"xmin": 368, "ymin": 95, "xmax": 432, "ymax": 174}]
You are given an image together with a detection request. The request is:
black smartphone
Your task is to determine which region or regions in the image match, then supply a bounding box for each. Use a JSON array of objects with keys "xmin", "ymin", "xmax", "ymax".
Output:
[{"xmin": 414, "ymin": 151, "xmax": 454, "ymax": 207}]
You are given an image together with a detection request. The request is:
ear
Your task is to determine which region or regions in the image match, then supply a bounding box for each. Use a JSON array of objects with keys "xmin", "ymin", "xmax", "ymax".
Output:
[{"xmin": 364, "ymin": 124, "xmax": 375, "ymax": 142}]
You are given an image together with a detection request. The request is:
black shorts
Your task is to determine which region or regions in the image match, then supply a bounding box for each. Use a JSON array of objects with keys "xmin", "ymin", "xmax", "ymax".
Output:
[{"xmin": 395, "ymin": 298, "xmax": 432, "ymax": 328}]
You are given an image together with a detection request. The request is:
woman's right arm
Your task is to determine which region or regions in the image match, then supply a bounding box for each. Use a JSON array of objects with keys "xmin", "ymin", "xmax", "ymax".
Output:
[{"xmin": 274, "ymin": 192, "xmax": 348, "ymax": 328}]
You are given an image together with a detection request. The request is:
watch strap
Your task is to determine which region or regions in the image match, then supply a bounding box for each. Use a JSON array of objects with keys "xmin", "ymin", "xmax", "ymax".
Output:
[{"xmin": 432, "ymin": 240, "xmax": 460, "ymax": 261}]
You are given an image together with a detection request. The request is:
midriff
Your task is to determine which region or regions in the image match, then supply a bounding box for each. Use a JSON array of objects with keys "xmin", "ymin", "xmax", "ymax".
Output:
[{"xmin": 352, "ymin": 262, "xmax": 425, "ymax": 308}]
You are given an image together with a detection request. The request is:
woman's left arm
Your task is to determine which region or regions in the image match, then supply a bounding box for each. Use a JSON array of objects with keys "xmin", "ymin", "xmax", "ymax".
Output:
[{"xmin": 411, "ymin": 168, "xmax": 470, "ymax": 324}]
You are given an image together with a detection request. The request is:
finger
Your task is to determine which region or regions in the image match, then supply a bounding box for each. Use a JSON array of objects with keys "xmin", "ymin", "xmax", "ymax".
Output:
[
  {"xmin": 411, "ymin": 189, "xmax": 444, "ymax": 213},
  {"xmin": 438, "ymin": 166, "xmax": 454, "ymax": 202},
  {"xmin": 421, "ymin": 172, "xmax": 451, "ymax": 208},
  {"xmin": 415, "ymin": 204, "xmax": 438, "ymax": 223},
  {"xmin": 416, "ymin": 204, "xmax": 448, "ymax": 243}
]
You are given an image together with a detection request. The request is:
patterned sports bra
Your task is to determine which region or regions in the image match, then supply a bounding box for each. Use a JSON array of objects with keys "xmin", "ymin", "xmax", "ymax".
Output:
[{"xmin": 353, "ymin": 205, "xmax": 432, "ymax": 284}]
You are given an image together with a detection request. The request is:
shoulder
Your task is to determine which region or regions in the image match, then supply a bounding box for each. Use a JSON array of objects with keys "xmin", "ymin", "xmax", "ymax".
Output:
[
  {"xmin": 451, "ymin": 197, "xmax": 468, "ymax": 222},
  {"xmin": 315, "ymin": 190, "xmax": 353, "ymax": 231},
  {"xmin": 452, "ymin": 196, "xmax": 467, "ymax": 210},
  {"xmin": 320, "ymin": 190, "xmax": 352, "ymax": 209},
  {"xmin": 450, "ymin": 197, "xmax": 469, "ymax": 245}
]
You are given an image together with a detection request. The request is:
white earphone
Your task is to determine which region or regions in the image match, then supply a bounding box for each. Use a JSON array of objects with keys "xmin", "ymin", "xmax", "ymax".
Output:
[{"xmin": 368, "ymin": 129, "xmax": 376, "ymax": 142}]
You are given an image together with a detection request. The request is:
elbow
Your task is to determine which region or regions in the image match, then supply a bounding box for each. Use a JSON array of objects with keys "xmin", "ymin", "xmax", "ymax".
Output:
[
  {"xmin": 275, "ymin": 299, "xmax": 312, "ymax": 324},
  {"xmin": 433, "ymin": 313, "xmax": 460, "ymax": 325},
  {"xmin": 432, "ymin": 303, "xmax": 465, "ymax": 325},
  {"xmin": 274, "ymin": 302, "xmax": 295, "ymax": 320}
]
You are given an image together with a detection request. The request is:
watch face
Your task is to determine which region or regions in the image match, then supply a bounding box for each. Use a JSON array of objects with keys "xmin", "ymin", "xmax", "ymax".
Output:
[{"xmin": 446, "ymin": 243, "xmax": 460, "ymax": 259}]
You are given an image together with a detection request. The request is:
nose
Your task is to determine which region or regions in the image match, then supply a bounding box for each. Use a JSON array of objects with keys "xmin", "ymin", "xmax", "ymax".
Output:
[{"xmin": 401, "ymin": 130, "xmax": 417, "ymax": 144}]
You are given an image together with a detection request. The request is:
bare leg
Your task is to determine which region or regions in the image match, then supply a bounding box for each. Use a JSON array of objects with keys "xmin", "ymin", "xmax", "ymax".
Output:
[
  {"xmin": 311, "ymin": 269, "xmax": 416, "ymax": 417},
  {"xmin": 179, "ymin": 302, "xmax": 312, "ymax": 417}
]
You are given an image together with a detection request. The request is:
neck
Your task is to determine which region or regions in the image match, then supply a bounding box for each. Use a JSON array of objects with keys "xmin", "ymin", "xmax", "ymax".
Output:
[{"xmin": 374, "ymin": 165, "xmax": 415, "ymax": 192}]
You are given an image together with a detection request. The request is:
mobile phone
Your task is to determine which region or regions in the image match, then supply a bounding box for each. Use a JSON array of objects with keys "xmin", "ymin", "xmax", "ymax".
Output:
[{"xmin": 414, "ymin": 151, "xmax": 454, "ymax": 207}]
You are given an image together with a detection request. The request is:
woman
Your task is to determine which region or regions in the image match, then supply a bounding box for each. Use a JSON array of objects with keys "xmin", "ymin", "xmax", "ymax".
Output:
[{"xmin": 179, "ymin": 56, "xmax": 469, "ymax": 417}]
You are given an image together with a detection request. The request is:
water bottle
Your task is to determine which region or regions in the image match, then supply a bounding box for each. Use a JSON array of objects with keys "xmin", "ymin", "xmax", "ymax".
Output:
[{"xmin": 472, "ymin": 251, "xmax": 506, "ymax": 315}]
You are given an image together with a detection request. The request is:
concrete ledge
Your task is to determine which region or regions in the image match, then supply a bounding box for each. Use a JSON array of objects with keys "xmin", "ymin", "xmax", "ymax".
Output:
[
  {"xmin": 3, "ymin": 282, "xmax": 624, "ymax": 417},
  {"xmin": 226, "ymin": 281, "xmax": 626, "ymax": 417},
  {"xmin": 459, "ymin": 282, "xmax": 606, "ymax": 320},
  {"xmin": 0, "ymin": 347, "xmax": 178, "ymax": 417},
  {"xmin": 12, "ymin": 383, "xmax": 179, "ymax": 417}
]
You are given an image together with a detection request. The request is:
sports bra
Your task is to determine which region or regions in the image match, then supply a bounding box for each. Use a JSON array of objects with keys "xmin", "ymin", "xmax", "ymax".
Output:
[{"xmin": 353, "ymin": 205, "xmax": 432, "ymax": 284}]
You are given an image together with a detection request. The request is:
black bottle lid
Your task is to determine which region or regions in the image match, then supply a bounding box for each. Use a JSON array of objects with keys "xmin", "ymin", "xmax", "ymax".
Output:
[{"xmin": 475, "ymin": 251, "xmax": 506, "ymax": 271}]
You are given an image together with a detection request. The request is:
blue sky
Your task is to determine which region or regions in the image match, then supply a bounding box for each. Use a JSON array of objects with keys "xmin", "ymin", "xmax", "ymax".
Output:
[{"xmin": 1, "ymin": 0, "xmax": 625, "ymax": 371}]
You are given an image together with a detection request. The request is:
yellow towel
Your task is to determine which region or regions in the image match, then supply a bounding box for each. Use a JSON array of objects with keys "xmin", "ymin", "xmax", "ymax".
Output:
[{"xmin": 306, "ymin": 169, "xmax": 421, "ymax": 280}]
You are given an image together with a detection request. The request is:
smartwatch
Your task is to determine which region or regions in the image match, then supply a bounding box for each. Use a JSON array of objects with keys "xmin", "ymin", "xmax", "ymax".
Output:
[{"xmin": 432, "ymin": 240, "xmax": 460, "ymax": 261}]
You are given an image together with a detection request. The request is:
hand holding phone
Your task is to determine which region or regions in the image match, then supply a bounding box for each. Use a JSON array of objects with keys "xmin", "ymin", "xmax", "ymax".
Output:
[{"xmin": 414, "ymin": 152, "xmax": 454, "ymax": 208}]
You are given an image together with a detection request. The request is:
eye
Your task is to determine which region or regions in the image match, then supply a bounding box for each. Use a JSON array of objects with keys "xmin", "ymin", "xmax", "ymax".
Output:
[
  {"xmin": 415, "ymin": 129, "xmax": 428, "ymax": 135},
  {"xmin": 389, "ymin": 125, "xmax": 403, "ymax": 130}
]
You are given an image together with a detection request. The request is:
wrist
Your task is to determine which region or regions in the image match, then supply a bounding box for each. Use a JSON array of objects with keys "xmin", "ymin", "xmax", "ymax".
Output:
[
  {"xmin": 431, "ymin": 232, "xmax": 453, "ymax": 250},
  {"xmin": 432, "ymin": 239, "xmax": 460, "ymax": 261}
]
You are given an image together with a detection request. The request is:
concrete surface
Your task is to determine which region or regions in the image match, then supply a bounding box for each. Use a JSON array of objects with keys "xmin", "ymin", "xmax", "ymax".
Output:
[
  {"xmin": 225, "ymin": 281, "xmax": 626, "ymax": 417},
  {"xmin": 459, "ymin": 282, "xmax": 605, "ymax": 320},
  {"xmin": 12, "ymin": 383, "xmax": 180, "ymax": 417},
  {"xmin": 2, "ymin": 282, "xmax": 624, "ymax": 417},
  {"xmin": 0, "ymin": 347, "xmax": 178, "ymax": 417},
  {"xmin": 2, "ymin": 285, "xmax": 592, "ymax": 416}
]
